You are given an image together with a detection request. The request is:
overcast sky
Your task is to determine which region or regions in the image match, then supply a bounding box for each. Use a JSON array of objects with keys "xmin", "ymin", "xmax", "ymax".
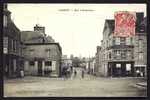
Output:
[{"xmin": 8, "ymin": 4, "xmax": 146, "ymax": 58}]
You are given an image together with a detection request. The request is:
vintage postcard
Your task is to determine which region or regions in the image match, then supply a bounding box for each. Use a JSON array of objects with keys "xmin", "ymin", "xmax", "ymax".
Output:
[{"xmin": 3, "ymin": 3, "xmax": 147, "ymax": 97}]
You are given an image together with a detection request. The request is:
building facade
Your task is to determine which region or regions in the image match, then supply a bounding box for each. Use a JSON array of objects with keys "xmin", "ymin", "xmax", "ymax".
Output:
[
  {"xmin": 134, "ymin": 17, "xmax": 147, "ymax": 77},
  {"xmin": 21, "ymin": 25, "xmax": 62, "ymax": 77},
  {"xmin": 23, "ymin": 43, "xmax": 62, "ymax": 77},
  {"xmin": 95, "ymin": 46, "xmax": 102, "ymax": 76},
  {"xmin": 3, "ymin": 4, "xmax": 24, "ymax": 78},
  {"xmin": 97, "ymin": 12, "xmax": 147, "ymax": 77}
]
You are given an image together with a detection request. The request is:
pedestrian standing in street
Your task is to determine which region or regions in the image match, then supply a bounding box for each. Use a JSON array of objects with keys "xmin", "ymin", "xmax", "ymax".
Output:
[
  {"xmin": 81, "ymin": 69, "xmax": 84, "ymax": 79},
  {"xmin": 74, "ymin": 69, "xmax": 77, "ymax": 78},
  {"xmin": 20, "ymin": 70, "xmax": 24, "ymax": 78},
  {"xmin": 136, "ymin": 70, "xmax": 140, "ymax": 77}
]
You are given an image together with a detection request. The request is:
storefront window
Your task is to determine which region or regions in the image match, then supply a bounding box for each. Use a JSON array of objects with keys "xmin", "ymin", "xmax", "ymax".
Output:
[
  {"xmin": 126, "ymin": 64, "xmax": 131, "ymax": 71},
  {"xmin": 45, "ymin": 61, "xmax": 52, "ymax": 66},
  {"xmin": 116, "ymin": 64, "xmax": 121, "ymax": 68}
]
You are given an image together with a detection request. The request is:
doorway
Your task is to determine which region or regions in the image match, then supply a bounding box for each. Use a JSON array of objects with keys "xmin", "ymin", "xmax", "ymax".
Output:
[{"xmin": 38, "ymin": 61, "xmax": 42, "ymax": 76}]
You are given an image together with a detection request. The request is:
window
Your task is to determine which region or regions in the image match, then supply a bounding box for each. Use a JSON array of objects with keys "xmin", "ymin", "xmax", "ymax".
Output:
[
  {"xmin": 114, "ymin": 50, "xmax": 121, "ymax": 59},
  {"xmin": 11, "ymin": 39, "xmax": 13, "ymax": 52},
  {"xmin": 3, "ymin": 15, "xmax": 7, "ymax": 27},
  {"xmin": 127, "ymin": 50, "xmax": 132, "ymax": 58},
  {"xmin": 116, "ymin": 37, "xmax": 120, "ymax": 45},
  {"xmin": 121, "ymin": 50, "xmax": 126, "ymax": 59},
  {"xmin": 139, "ymin": 40, "xmax": 143, "ymax": 49},
  {"xmin": 29, "ymin": 49, "xmax": 34, "ymax": 55},
  {"xmin": 113, "ymin": 37, "xmax": 115, "ymax": 45},
  {"xmin": 13, "ymin": 40, "xmax": 17, "ymax": 52},
  {"xmin": 29, "ymin": 61, "xmax": 34, "ymax": 66},
  {"xmin": 45, "ymin": 49, "xmax": 50, "ymax": 58},
  {"xmin": 109, "ymin": 53, "xmax": 111, "ymax": 59},
  {"xmin": 126, "ymin": 37, "xmax": 131, "ymax": 45},
  {"xmin": 45, "ymin": 61, "xmax": 52, "ymax": 66},
  {"xmin": 13, "ymin": 59, "xmax": 16, "ymax": 72},
  {"xmin": 130, "ymin": 37, "xmax": 133, "ymax": 44},
  {"xmin": 120, "ymin": 37, "xmax": 126, "ymax": 45},
  {"xmin": 106, "ymin": 40, "xmax": 108, "ymax": 47},
  {"xmin": 116, "ymin": 50, "xmax": 121, "ymax": 56},
  {"xmin": 139, "ymin": 52, "xmax": 143, "ymax": 60},
  {"xmin": 4, "ymin": 4, "xmax": 7, "ymax": 9},
  {"xmin": 52, "ymin": 61, "xmax": 56, "ymax": 70},
  {"xmin": 16, "ymin": 41, "xmax": 19, "ymax": 52},
  {"xmin": 126, "ymin": 64, "xmax": 131, "ymax": 71},
  {"xmin": 116, "ymin": 64, "xmax": 121, "ymax": 68},
  {"xmin": 3, "ymin": 37, "xmax": 8, "ymax": 54}
]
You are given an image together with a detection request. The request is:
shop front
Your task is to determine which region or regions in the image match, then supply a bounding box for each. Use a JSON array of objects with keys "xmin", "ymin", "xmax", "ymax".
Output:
[
  {"xmin": 108, "ymin": 61, "xmax": 134, "ymax": 77},
  {"xmin": 134, "ymin": 65, "xmax": 146, "ymax": 77}
]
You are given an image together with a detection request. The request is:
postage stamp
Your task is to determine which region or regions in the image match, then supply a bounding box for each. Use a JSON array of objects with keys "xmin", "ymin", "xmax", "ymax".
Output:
[{"xmin": 114, "ymin": 11, "xmax": 136, "ymax": 37}]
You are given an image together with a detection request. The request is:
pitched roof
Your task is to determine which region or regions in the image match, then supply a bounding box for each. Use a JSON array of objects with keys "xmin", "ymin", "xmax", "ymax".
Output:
[
  {"xmin": 103, "ymin": 19, "xmax": 115, "ymax": 36},
  {"xmin": 106, "ymin": 20, "xmax": 115, "ymax": 33},
  {"xmin": 21, "ymin": 31, "xmax": 56, "ymax": 43},
  {"xmin": 21, "ymin": 31, "xmax": 44, "ymax": 43},
  {"xmin": 45, "ymin": 35, "xmax": 55, "ymax": 43}
]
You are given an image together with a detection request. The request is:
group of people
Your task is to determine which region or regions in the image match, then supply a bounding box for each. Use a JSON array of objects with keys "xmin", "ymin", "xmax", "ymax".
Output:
[
  {"xmin": 62, "ymin": 66, "xmax": 85, "ymax": 79},
  {"xmin": 71, "ymin": 68, "xmax": 85, "ymax": 79}
]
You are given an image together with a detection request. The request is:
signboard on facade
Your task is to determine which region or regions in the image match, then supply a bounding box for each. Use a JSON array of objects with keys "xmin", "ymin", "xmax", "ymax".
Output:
[{"xmin": 114, "ymin": 11, "xmax": 136, "ymax": 37}]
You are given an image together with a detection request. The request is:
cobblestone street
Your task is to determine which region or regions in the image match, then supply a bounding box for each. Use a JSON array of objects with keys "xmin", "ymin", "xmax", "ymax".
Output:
[{"xmin": 4, "ymin": 68, "xmax": 147, "ymax": 97}]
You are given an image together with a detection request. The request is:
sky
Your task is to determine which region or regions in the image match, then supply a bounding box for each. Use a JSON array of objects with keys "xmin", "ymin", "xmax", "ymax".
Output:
[{"xmin": 8, "ymin": 4, "xmax": 146, "ymax": 58}]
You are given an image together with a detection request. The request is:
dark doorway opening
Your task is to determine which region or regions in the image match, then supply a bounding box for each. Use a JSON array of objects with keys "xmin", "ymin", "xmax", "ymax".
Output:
[{"xmin": 38, "ymin": 61, "xmax": 42, "ymax": 76}]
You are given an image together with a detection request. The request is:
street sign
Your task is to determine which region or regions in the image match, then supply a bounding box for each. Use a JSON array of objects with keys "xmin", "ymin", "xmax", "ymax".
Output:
[{"xmin": 114, "ymin": 11, "xmax": 136, "ymax": 37}]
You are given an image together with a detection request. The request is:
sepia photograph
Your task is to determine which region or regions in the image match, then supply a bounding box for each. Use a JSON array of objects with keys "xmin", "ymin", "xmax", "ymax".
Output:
[{"xmin": 3, "ymin": 3, "xmax": 147, "ymax": 97}]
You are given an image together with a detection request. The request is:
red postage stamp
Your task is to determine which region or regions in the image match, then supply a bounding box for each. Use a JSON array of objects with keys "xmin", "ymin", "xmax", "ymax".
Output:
[{"xmin": 114, "ymin": 11, "xmax": 136, "ymax": 37}]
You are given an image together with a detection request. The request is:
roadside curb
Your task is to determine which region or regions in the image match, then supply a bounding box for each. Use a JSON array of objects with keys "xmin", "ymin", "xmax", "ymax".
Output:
[{"xmin": 136, "ymin": 82, "xmax": 147, "ymax": 88}]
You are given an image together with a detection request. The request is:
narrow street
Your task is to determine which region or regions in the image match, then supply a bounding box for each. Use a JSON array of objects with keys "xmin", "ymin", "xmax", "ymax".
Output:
[{"xmin": 4, "ymin": 68, "xmax": 147, "ymax": 97}]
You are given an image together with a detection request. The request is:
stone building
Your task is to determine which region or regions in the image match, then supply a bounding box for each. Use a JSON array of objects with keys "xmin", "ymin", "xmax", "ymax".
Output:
[
  {"xmin": 88, "ymin": 57, "xmax": 96, "ymax": 75},
  {"xmin": 95, "ymin": 46, "xmax": 102, "ymax": 76},
  {"xmin": 21, "ymin": 25, "xmax": 62, "ymax": 77},
  {"xmin": 23, "ymin": 43, "xmax": 62, "ymax": 77},
  {"xmin": 133, "ymin": 17, "xmax": 147, "ymax": 77},
  {"xmin": 3, "ymin": 4, "xmax": 24, "ymax": 78},
  {"xmin": 96, "ymin": 12, "xmax": 147, "ymax": 77}
]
